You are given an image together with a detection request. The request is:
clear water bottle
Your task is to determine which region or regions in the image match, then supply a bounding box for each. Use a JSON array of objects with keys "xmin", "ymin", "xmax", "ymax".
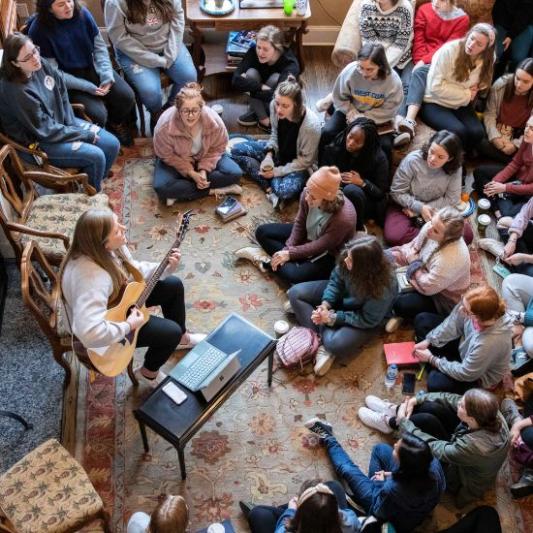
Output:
[
  {"xmin": 384, "ymin": 364, "xmax": 399, "ymax": 389},
  {"xmin": 296, "ymin": 0, "xmax": 307, "ymax": 16}
]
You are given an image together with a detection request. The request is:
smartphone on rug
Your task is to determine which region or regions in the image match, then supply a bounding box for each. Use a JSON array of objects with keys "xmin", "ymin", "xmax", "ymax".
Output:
[{"xmin": 402, "ymin": 372, "xmax": 416, "ymax": 395}]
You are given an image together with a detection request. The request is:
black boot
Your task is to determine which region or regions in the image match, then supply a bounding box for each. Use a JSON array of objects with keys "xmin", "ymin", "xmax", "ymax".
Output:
[
  {"xmin": 107, "ymin": 122, "xmax": 134, "ymax": 147},
  {"xmin": 238, "ymin": 500, "xmax": 254, "ymax": 519},
  {"xmin": 510, "ymin": 468, "xmax": 533, "ymax": 499}
]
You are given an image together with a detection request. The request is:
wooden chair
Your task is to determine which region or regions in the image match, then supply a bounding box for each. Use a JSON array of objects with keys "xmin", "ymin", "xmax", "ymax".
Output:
[
  {"xmin": 20, "ymin": 240, "xmax": 138, "ymax": 388},
  {"xmin": 0, "ymin": 438, "xmax": 112, "ymax": 533},
  {"xmin": 0, "ymin": 144, "xmax": 109, "ymax": 267}
]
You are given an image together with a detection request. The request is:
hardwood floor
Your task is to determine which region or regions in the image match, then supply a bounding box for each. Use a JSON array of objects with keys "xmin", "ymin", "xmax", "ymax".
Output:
[{"xmin": 199, "ymin": 46, "xmax": 338, "ymax": 134}]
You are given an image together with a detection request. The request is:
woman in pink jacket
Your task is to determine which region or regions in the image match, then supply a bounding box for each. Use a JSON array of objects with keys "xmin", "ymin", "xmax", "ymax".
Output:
[{"xmin": 153, "ymin": 82, "xmax": 242, "ymax": 205}]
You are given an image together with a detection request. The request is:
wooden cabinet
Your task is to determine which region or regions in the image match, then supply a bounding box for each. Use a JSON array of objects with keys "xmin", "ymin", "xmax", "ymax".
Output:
[{"xmin": 0, "ymin": 0, "xmax": 18, "ymax": 44}]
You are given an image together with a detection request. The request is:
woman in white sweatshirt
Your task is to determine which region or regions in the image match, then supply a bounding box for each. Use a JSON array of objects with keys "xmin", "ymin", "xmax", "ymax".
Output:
[
  {"xmin": 419, "ymin": 23, "xmax": 497, "ymax": 154},
  {"xmin": 61, "ymin": 208, "xmax": 204, "ymax": 386}
]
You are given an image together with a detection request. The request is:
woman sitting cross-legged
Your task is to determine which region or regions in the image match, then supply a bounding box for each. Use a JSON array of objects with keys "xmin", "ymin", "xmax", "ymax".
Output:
[
  {"xmin": 411, "ymin": 285, "xmax": 512, "ymax": 394},
  {"xmin": 288, "ymin": 236, "xmax": 398, "ymax": 376},
  {"xmin": 105, "ymin": 0, "xmax": 197, "ymax": 131},
  {"xmin": 27, "ymin": 0, "xmax": 136, "ymax": 146},
  {"xmin": 304, "ymin": 420, "xmax": 445, "ymax": 533},
  {"xmin": 358, "ymin": 389, "xmax": 510, "ymax": 508},
  {"xmin": 384, "ymin": 130, "xmax": 473, "ymax": 246},
  {"xmin": 386, "ymin": 206, "xmax": 470, "ymax": 332},
  {"xmin": 473, "ymin": 113, "xmax": 533, "ymax": 219},
  {"xmin": 231, "ymin": 75, "xmax": 321, "ymax": 209},
  {"xmin": 61, "ymin": 208, "xmax": 205, "ymax": 387},
  {"xmin": 320, "ymin": 117, "xmax": 389, "ymax": 229},
  {"xmin": 320, "ymin": 43, "xmax": 403, "ymax": 162},
  {"xmin": 232, "ymin": 25, "xmax": 300, "ymax": 132},
  {"xmin": 419, "ymin": 23, "xmax": 496, "ymax": 156},
  {"xmin": 479, "ymin": 58, "xmax": 533, "ymax": 165},
  {"xmin": 0, "ymin": 33, "xmax": 120, "ymax": 191},
  {"xmin": 241, "ymin": 479, "xmax": 361, "ymax": 533},
  {"xmin": 153, "ymin": 82, "xmax": 242, "ymax": 205},
  {"xmin": 235, "ymin": 166, "xmax": 356, "ymax": 285}
]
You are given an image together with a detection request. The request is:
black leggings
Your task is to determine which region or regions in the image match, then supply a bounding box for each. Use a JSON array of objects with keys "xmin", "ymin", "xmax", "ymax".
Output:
[
  {"xmin": 255, "ymin": 223, "xmax": 336, "ymax": 285},
  {"xmin": 136, "ymin": 276, "xmax": 185, "ymax": 372},
  {"xmin": 521, "ymin": 394, "xmax": 533, "ymax": 449},
  {"xmin": 438, "ymin": 506, "xmax": 502, "ymax": 533}
]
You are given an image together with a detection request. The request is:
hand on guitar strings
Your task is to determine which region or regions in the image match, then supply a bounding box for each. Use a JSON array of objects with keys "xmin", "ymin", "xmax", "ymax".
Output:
[
  {"xmin": 167, "ymin": 248, "xmax": 181, "ymax": 273},
  {"xmin": 126, "ymin": 308, "xmax": 145, "ymax": 332}
]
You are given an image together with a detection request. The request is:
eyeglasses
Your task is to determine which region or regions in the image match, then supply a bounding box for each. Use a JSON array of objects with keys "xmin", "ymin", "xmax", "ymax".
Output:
[
  {"xmin": 17, "ymin": 46, "xmax": 40, "ymax": 63},
  {"xmin": 180, "ymin": 107, "xmax": 201, "ymax": 117}
]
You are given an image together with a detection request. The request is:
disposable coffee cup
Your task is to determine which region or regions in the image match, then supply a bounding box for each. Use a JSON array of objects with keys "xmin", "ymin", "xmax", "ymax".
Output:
[
  {"xmin": 274, "ymin": 320, "xmax": 289, "ymax": 338},
  {"xmin": 477, "ymin": 214, "xmax": 491, "ymax": 237},
  {"xmin": 477, "ymin": 198, "xmax": 491, "ymax": 215}
]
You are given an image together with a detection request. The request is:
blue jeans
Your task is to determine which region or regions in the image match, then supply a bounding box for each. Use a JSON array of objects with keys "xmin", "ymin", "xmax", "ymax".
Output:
[
  {"xmin": 116, "ymin": 45, "xmax": 197, "ymax": 113},
  {"xmin": 39, "ymin": 119, "xmax": 120, "ymax": 190},
  {"xmin": 495, "ymin": 24, "xmax": 533, "ymax": 67},
  {"xmin": 153, "ymin": 153, "xmax": 242, "ymax": 202},
  {"xmin": 325, "ymin": 436, "xmax": 396, "ymax": 514},
  {"xmin": 231, "ymin": 139, "xmax": 308, "ymax": 201}
]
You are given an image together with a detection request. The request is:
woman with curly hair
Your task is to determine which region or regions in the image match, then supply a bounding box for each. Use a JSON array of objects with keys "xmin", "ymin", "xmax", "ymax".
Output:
[{"xmin": 288, "ymin": 236, "xmax": 398, "ymax": 376}]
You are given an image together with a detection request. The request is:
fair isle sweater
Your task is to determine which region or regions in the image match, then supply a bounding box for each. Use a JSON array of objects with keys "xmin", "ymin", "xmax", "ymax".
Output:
[
  {"xmin": 390, "ymin": 222, "xmax": 470, "ymax": 314},
  {"xmin": 358, "ymin": 0, "xmax": 414, "ymax": 69},
  {"xmin": 390, "ymin": 150, "xmax": 461, "ymax": 215}
]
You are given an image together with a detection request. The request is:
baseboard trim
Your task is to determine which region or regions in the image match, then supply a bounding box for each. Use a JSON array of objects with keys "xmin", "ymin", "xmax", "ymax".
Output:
[{"xmin": 303, "ymin": 25, "xmax": 340, "ymax": 47}]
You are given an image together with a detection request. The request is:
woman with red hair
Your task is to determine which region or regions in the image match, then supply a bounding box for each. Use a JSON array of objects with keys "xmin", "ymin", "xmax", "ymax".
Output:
[{"xmin": 411, "ymin": 285, "xmax": 512, "ymax": 393}]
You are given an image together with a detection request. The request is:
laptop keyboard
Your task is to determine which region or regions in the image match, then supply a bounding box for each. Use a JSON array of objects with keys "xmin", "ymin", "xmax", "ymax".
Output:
[{"xmin": 177, "ymin": 345, "xmax": 227, "ymax": 390}]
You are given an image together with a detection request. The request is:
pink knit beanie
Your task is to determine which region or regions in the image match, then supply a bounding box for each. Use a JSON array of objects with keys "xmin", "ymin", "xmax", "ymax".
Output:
[{"xmin": 306, "ymin": 166, "xmax": 341, "ymax": 201}]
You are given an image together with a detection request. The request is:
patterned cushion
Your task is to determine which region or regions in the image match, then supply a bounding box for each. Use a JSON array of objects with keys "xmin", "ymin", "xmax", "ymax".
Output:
[
  {"xmin": 20, "ymin": 193, "xmax": 109, "ymax": 264},
  {"xmin": 0, "ymin": 439, "xmax": 103, "ymax": 533}
]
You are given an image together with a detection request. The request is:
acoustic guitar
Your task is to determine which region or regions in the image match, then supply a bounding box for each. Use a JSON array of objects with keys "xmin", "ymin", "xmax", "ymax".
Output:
[{"xmin": 85, "ymin": 210, "xmax": 194, "ymax": 377}]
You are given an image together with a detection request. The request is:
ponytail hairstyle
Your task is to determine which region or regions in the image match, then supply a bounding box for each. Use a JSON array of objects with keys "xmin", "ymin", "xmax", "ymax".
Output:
[
  {"xmin": 256, "ymin": 25, "xmax": 286, "ymax": 54},
  {"xmin": 463, "ymin": 389, "xmax": 502, "ymax": 433},
  {"xmin": 357, "ymin": 42, "xmax": 391, "ymax": 79},
  {"xmin": 393, "ymin": 433, "xmax": 435, "ymax": 491},
  {"xmin": 503, "ymin": 57, "xmax": 533, "ymax": 107},
  {"xmin": 274, "ymin": 74, "xmax": 305, "ymax": 121},
  {"xmin": 422, "ymin": 130, "xmax": 463, "ymax": 175},
  {"xmin": 1, "ymin": 32, "xmax": 32, "ymax": 83},
  {"xmin": 149, "ymin": 494, "xmax": 188, "ymax": 533},
  {"xmin": 463, "ymin": 285, "xmax": 506, "ymax": 322},
  {"xmin": 174, "ymin": 82, "xmax": 205, "ymax": 111},
  {"xmin": 453, "ymin": 23, "xmax": 496, "ymax": 91},
  {"xmin": 437, "ymin": 206, "xmax": 465, "ymax": 245},
  {"xmin": 124, "ymin": 0, "xmax": 176, "ymax": 25}
]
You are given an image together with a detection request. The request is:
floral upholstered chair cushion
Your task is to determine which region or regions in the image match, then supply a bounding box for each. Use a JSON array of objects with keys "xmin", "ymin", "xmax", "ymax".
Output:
[
  {"xmin": 20, "ymin": 193, "xmax": 109, "ymax": 265},
  {"xmin": 0, "ymin": 439, "xmax": 105, "ymax": 533}
]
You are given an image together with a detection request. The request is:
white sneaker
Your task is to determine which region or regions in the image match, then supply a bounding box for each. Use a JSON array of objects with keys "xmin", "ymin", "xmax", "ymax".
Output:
[
  {"xmin": 385, "ymin": 317, "xmax": 403, "ymax": 333},
  {"xmin": 166, "ymin": 198, "xmax": 177, "ymax": 207},
  {"xmin": 358, "ymin": 407, "xmax": 392, "ymax": 434},
  {"xmin": 134, "ymin": 368, "xmax": 168, "ymax": 389},
  {"xmin": 266, "ymin": 192, "xmax": 280, "ymax": 209},
  {"xmin": 365, "ymin": 395, "xmax": 397, "ymax": 417},
  {"xmin": 393, "ymin": 131, "xmax": 412, "ymax": 148},
  {"xmin": 496, "ymin": 216, "xmax": 513, "ymax": 230},
  {"xmin": 315, "ymin": 93, "xmax": 333, "ymax": 113},
  {"xmin": 234, "ymin": 246, "xmax": 271, "ymax": 272},
  {"xmin": 478, "ymin": 238, "xmax": 505, "ymax": 258},
  {"xmin": 313, "ymin": 346, "xmax": 335, "ymax": 376},
  {"xmin": 283, "ymin": 300, "xmax": 294, "ymax": 314},
  {"xmin": 209, "ymin": 184, "xmax": 243, "ymax": 197},
  {"xmin": 177, "ymin": 332, "xmax": 207, "ymax": 350}
]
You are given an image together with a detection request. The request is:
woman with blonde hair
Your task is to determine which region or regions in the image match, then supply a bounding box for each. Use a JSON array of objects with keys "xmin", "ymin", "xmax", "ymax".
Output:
[
  {"xmin": 386, "ymin": 206, "xmax": 470, "ymax": 331},
  {"xmin": 153, "ymin": 82, "xmax": 242, "ymax": 205},
  {"xmin": 232, "ymin": 75, "xmax": 321, "ymax": 208},
  {"xmin": 61, "ymin": 208, "xmax": 205, "ymax": 387},
  {"xmin": 358, "ymin": 388, "xmax": 510, "ymax": 507},
  {"xmin": 288, "ymin": 236, "xmax": 398, "ymax": 376},
  {"xmin": 419, "ymin": 23, "xmax": 497, "ymax": 154},
  {"xmin": 232, "ymin": 25, "xmax": 300, "ymax": 131},
  {"xmin": 410, "ymin": 285, "xmax": 511, "ymax": 393}
]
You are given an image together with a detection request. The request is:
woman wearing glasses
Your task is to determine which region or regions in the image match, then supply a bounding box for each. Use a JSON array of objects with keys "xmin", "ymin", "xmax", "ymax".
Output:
[
  {"xmin": 0, "ymin": 32, "xmax": 120, "ymax": 191},
  {"xmin": 27, "ymin": 0, "xmax": 136, "ymax": 146},
  {"xmin": 152, "ymin": 82, "xmax": 242, "ymax": 205}
]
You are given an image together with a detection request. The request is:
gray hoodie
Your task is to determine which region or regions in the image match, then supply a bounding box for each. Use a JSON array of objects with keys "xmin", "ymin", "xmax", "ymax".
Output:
[
  {"xmin": 105, "ymin": 0, "xmax": 184, "ymax": 69},
  {"xmin": 425, "ymin": 304, "xmax": 512, "ymax": 387},
  {"xmin": 400, "ymin": 392, "xmax": 509, "ymax": 507},
  {"xmin": 332, "ymin": 61, "xmax": 403, "ymax": 125}
]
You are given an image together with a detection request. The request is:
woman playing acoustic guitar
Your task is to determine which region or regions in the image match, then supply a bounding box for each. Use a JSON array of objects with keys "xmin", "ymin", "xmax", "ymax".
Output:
[{"xmin": 61, "ymin": 208, "xmax": 205, "ymax": 386}]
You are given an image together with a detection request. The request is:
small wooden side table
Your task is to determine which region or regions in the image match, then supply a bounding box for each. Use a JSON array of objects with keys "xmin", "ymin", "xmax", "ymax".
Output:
[{"xmin": 185, "ymin": 1, "xmax": 311, "ymax": 80}]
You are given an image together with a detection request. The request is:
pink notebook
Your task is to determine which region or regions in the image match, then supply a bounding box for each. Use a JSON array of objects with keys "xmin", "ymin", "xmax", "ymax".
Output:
[{"xmin": 383, "ymin": 341, "xmax": 418, "ymax": 366}]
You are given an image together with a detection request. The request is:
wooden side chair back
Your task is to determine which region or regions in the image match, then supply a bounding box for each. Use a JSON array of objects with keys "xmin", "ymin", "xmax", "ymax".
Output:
[{"xmin": 20, "ymin": 240, "xmax": 139, "ymax": 388}]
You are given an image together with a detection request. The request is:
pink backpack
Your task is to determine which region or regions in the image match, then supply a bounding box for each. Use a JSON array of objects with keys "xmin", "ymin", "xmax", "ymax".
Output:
[{"xmin": 276, "ymin": 327, "xmax": 320, "ymax": 370}]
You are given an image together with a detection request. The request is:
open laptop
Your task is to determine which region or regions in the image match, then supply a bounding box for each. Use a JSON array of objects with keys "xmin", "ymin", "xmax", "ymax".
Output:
[{"xmin": 170, "ymin": 341, "xmax": 241, "ymax": 401}]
